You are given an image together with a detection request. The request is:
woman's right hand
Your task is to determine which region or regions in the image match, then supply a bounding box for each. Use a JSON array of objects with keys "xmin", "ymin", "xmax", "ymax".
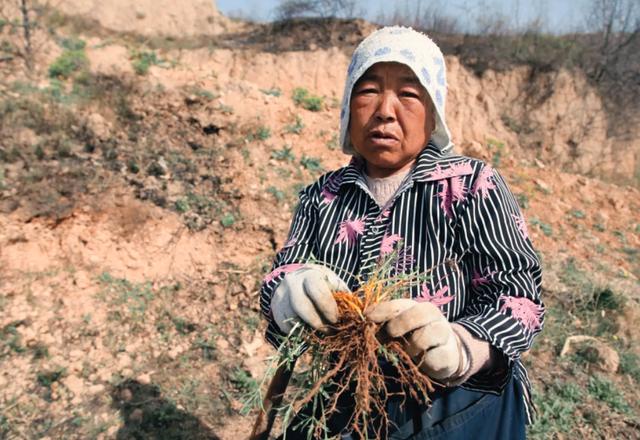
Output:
[{"xmin": 271, "ymin": 264, "xmax": 349, "ymax": 334}]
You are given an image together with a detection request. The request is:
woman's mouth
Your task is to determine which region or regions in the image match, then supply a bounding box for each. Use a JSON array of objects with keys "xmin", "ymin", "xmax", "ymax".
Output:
[{"xmin": 369, "ymin": 130, "xmax": 400, "ymax": 147}]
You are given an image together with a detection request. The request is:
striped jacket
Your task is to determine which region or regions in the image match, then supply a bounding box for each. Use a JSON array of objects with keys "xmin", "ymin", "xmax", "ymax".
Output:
[{"xmin": 259, "ymin": 143, "xmax": 544, "ymax": 422}]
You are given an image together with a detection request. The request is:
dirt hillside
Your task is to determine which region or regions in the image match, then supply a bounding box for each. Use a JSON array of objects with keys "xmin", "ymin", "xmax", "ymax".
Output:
[{"xmin": 0, "ymin": 3, "xmax": 639, "ymax": 439}]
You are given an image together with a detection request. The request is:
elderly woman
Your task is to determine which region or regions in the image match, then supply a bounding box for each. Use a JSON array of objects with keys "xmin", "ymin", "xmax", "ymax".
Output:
[{"xmin": 260, "ymin": 27, "xmax": 543, "ymax": 439}]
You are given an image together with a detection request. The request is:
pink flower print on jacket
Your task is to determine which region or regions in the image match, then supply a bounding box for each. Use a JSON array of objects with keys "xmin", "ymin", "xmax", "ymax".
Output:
[
  {"xmin": 428, "ymin": 162, "xmax": 472, "ymax": 218},
  {"xmin": 471, "ymin": 165, "xmax": 497, "ymax": 199},
  {"xmin": 512, "ymin": 213, "xmax": 529, "ymax": 240},
  {"xmin": 471, "ymin": 268, "xmax": 497, "ymax": 289},
  {"xmin": 499, "ymin": 295, "xmax": 543, "ymax": 331},
  {"xmin": 437, "ymin": 177, "xmax": 467, "ymax": 218},
  {"xmin": 428, "ymin": 161, "xmax": 473, "ymax": 181},
  {"xmin": 263, "ymin": 263, "xmax": 304, "ymax": 283},
  {"xmin": 380, "ymin": 233, "xmax": 402, "ymax": 256},
  {"xmin": 416, "ymin": 284, "xmax": 455, "ymax": 307},
  {"xmin": 335, "ymin": 215, "xmax": 365, "ymax": 247},
  {"xmin": 321, "ymin": 173, "xmax": 342, "ymax": 204}
]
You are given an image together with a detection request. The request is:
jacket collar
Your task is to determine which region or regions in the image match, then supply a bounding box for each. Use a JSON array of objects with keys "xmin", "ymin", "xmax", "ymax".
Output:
[{"xmin": 338, "ymin": 142, "xmax": 472, "ymax": 189}]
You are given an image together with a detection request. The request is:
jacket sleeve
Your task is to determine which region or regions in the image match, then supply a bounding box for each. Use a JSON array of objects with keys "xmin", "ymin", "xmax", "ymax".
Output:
[
  {"xmin": 259, "ymin": 183, "xmax": 319, "ymax": 348},
  {"xmin": 454, "ymin": 164, "xmax": 544, "ymax": 386}
]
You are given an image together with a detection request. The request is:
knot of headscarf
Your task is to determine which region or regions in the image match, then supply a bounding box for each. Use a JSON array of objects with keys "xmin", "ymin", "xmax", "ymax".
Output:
[{"xmin": 339, "ymin": 26, "xmax": 453, "ymax": 155}]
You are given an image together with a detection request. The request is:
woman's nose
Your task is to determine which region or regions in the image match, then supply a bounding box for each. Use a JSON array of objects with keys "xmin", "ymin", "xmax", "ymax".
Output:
[{"xmin": 374, "ymin": 91, "xmax": 397, "ymax": 122}]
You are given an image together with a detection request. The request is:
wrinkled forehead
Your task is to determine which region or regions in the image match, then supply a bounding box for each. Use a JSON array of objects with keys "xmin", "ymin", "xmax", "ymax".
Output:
[{"xmin": 354, "ymin": 61, "xmax": 421, "ymax": 86}]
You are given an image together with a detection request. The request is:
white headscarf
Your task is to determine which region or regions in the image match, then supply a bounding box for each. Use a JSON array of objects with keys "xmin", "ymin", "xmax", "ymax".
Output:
[{"xmin": 339, "ymin": 26, "xmax": 453, "ymax": 155}]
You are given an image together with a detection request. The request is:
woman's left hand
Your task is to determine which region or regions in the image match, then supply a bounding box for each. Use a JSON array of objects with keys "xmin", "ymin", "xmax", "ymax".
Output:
[{"xmin": 366, "ymin": 299, "xmax": 467, "ymax": 381}]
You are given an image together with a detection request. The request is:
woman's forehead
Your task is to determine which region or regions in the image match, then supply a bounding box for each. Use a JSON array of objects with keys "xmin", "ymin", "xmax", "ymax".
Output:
[{"xmin": 358, "ymin": 62, "xmax": 419, "ymax": 83}]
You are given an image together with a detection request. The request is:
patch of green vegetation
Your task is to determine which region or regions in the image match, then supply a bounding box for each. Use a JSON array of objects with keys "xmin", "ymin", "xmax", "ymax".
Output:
[
  {"xmin": 486, "ymin": 138, "xmax": 505, "ymax": 168},
  {"xmin": 228, "ymin": 367, "xmax": 259, "ymax": 414},
  {"xmin": 300, "ymin": 155, "xmax": 323, "ymax": 172},
  {"xmin": 570, "ymin": 209, "xmax": 586, "ymax": 219},
  {"xmin": 619, "ymin": 351, "xmax": 640, "ymax": 383},
  {"xmin": 587, "ymin": 375, "xmax": 631, "ymax": 414},
  {"xmin": 528, "ymin": 380, "xmax": 584, "ymax": 438},
  {"xmin": 49, "ymin": 38, "xmax": 88, "ymax": 78},
  {"xmin": 217, "ymin": 104, "xmax": 234, "ymax": 115},
  {"xmin": 326, "ymin": 134, "xmax": 339, "ymax": 150},
  {"xmin": 98, "ymin": 272, "xmax": 154, "ymax": 323},
  {"xmin": 174, "ymin": 198, "xmax": 190, "ymax": 213},
  {"xmin": 292, "ymin": 87, "xmax": 324, "ymax": 112},
  {"xmin": 220, "ymin": 213, "xmax": 235, "ymax": 228},
  {"xmin": 172, "ymin": 316, "xmax": 197, "ymax": 335},
  {"xmin": 260, "ymin": 87, "xmax": 282, "ymax": 97},
  {"xmin": 271, "ymin": 145, "xmax": 296, "ymax": 162},
  {"xmin": 193, "ymin": 337, "xmax": 217, "ymax": 361},
  {"xmin": 267, "ymin": 186, "xmax": 285, "ymax": 202},
  {"xmin": 36, "ymin": 367, "xmax": 66, "ymax": 388},
  {"xmin": 1, "ymin": 321, "xmax": 26, "ymax": 358},
  {"xmin": 248, "ymin": 125, "xmax": 271, "ymax": 141},
  {"xmin": 529, "ymin": 217, "xmax": 552, "ymax": 236},
  {"xmin": 284, "ymin": 115, "xmax": 305, "ymax": 134},
  {"xmin": 131, "ymin": 50, "xmax": 163, "ymax": 75},
  {"xmin": 515, "ymin": 193, "xmax": 529, "ymax": 209}
]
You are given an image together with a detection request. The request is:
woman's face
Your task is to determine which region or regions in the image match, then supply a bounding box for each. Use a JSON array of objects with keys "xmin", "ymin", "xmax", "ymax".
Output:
[{"xmin": 349, "ymin": 62, "xmax": 434, "ymax": 178}]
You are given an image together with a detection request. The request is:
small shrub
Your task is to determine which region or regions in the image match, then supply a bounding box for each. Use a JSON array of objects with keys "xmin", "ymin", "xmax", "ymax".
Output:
[
  {"xmin": 131, "ymin": 50, "xmax": 162, "ymax": 75},
  {"xmin": 284, "ymin": 115, "xmax": 305, "ymax": 134},
  {"xmin": 174, "ymin": 198, "xmax": 190, "ymax": 213},
  {"xmin": 271, "ymin": 145, "xmax": 295, "ymax": 162},
  {"xmin": 587, "ymin": 376, "xmax": 631, "ymax": 414},
  {"xmin": 529, "ymin": 217, "xmax": 552, "ymax": 236},
  {"xmin": 48, "ymin": 47, "xmax": 88, "ymax": 78},
  {"xmin": 570, "ymin": 209, "xmax": 586, "ymax": 219},
  {"xmin": 300, "ymin": 155, "xmax": 323, "ymax": 172},
  {"xmin": 217, "ymin": 104, "xmax": 234, "ymax": 115},
  {"xmin": 292, "ymin": 87, "xmax": 324, "ymax": 111},
  {"xmin": 486, "ymin": 138, "xmax": 505, "ymax": 168},
  {"xmin": 220, "ymin": 213, "xmax": 235, "ymax": 228},
  {"xmin": 619, "ymin": 351, "xmax": 640, "ymax": 383},
  {"xmin": 326, "ymin": 134, "xmax": 339, "ymax": 150},
  {"xmin": 250, "ymin": 125, "xmax": 271, "ymax": 141},
  {"xmin": 260, "ymin": 87, "xmax": 282, "ymax": 97},
  {"xmin": 267, "ymin": 186, "xmax": 285, "ymax": 201}
]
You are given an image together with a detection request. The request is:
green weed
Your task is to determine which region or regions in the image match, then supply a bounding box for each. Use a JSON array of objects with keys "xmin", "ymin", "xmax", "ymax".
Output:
[
  {"xmin": 98, "ymin": 272, "xmax": 154, "ymax": 323},
  {"xmin": 220, "ymin": 213, "xmax": 235, "ymax": 228},
  {"xmin": 131, "ymin": 50, "xmax": 163, "ymax": 75},
  {"xmin": 218, "ymin": 104, "xmax": 234, "ymax": 115},
  {"xmin": 570, "ymin": 209, "xmax": 586, "ymax": 219},
  {"xmin": 292, "ymin": 87, "xmax": 323, "ymax": 112},
  {"xmin": 528, "ymin": 380, "xmax": 584, "ymax": 438},
  {"xmin": 300, "ymin": 155, "xmax": 323, "ymax": 172},
  {"xmin": 260, "ymin": 87, "xmax": 282, "ymax": 97},
  {"xmin": 1, "ymin": 321, "xmax": 26, "ymax": 357},
  {"xmin": 587, "ymin": 376, "xmax": 631, "ymax": 414},
  {"xmin": 529, "ymin": 217, "xmax": 553, "ymax": 236},
  {"xmin": 49, "ymin": 40, "xmax": 88, "ymax": 78},
  {"xmin": 486, "ymin": 138, "xmax": 505, "ymax": 168},
  {"xmin": 284, "ymin": 115, "xmax": 305, "ymax": 134},
  {"xmin": 249, "ymin": 125, "xmax": 271, "ymax": 141},
  {"xmin": 326, "ymin": 134, "xmax": 339, "ymax": 150},
  {"xmin": 619, "ymin": 351, "xmax": 640, "ymax": 383},
  {"xmin": 267, "ymin": 186, "xmax": 285, "ymax": 202},
  {"xmin": 271, "ymin": 145, "xmax": 295, "ymax": 162}
]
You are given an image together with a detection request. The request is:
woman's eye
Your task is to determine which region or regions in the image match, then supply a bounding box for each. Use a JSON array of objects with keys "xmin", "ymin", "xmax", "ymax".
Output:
[
  {"xmin": 400, "ymin": 90, "xmax": 420, "ymax": 98},
  {"xmin": 358, "ymin": 87, "xmax": 377, "ymax": 94}
]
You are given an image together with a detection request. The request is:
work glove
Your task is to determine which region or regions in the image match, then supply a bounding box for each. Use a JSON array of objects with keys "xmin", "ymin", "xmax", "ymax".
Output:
[
  {"xmin": 271, "ymin": 264, "xmax": 349, "ymax": 334},
  {"xmin": 366, "ymin": 299, "xmax": 469, "ymax": 381}
]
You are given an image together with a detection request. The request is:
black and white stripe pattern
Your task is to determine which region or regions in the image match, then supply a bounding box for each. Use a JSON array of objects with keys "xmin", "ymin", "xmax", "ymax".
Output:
[{"xmin": 259, "ymin": 143, "xmax": 544, "ymax": 423}]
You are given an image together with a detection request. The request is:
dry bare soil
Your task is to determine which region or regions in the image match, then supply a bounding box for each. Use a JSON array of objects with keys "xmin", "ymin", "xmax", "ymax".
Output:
[{"xmin": 1, "ymin": 12, "xmax": 639, "ymax": 440}]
